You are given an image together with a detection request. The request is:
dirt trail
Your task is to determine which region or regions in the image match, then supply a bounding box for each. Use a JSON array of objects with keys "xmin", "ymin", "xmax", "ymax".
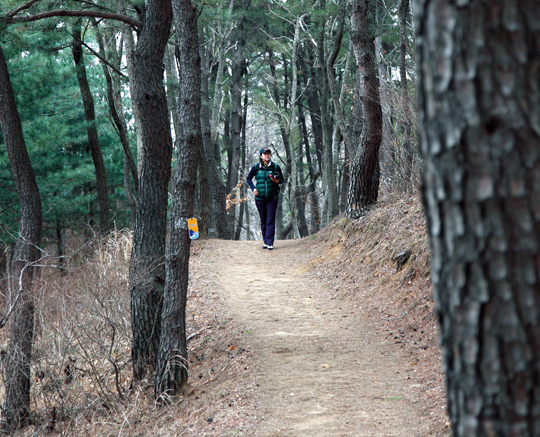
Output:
[{"xmin": 209, "ymin": 238, "xmax": 431, "ymax": 436}]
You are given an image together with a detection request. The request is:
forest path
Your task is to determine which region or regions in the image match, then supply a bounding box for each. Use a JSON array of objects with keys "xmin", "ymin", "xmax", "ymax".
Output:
[{"xmin": 207, "ymin": 239, "xmax": 430, "ymax": 436}]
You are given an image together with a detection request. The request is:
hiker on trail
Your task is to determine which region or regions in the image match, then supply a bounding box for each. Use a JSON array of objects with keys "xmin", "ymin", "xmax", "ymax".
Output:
[{"xmin": 246, "ymin": 147, "xmax": 284, "ymax": 250}]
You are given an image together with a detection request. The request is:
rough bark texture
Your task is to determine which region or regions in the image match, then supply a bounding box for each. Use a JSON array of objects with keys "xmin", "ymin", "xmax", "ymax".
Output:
[
  {"xmin": 155, "ymin": 0, "xmax": 200, "ymax": 399},
  {"xmin": 129, "ymin": 0, "xmax": 173, "ymax": 381},
  {"xmin": 347, "ymin": 0, "xmax": 382, "ymax": 218},
  {"xmin": 72, "ymin": 20, "xmax": 110, "ymax": 233},
  {"xmin": 416, "ymin": 1, "xmax": 540, "ymax": 435},
  {"xmin": 0, "ymin": 44, "xmax": 43, "ymax": 431}
]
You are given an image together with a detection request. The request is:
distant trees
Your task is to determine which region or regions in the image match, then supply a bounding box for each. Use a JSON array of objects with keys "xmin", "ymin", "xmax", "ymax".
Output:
[{"xmin": 417, "ymin": 0, "xmax": 540, "ymax": 435}]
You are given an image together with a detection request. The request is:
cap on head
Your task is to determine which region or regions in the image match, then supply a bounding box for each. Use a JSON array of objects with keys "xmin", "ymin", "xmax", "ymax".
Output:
[{"xmin": 259, "ymin": 147, "xmax": 271, "ymax": 155}]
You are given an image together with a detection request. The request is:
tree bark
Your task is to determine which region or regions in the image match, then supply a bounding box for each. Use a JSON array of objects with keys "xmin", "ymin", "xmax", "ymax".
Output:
[
  {"xmin": 72, "ymin": 19, "xmax": 110, "ymax": 233},
  {"xmin": 113, "ymin": 0, "xmax": 145, "ymax": 174},
  {"xmin": 315, "ymin": 7, "xmax": 337, "ymax": 225},
  {"xmin": 375, "ymin": 36, "xmax": 394, "ymax": 185},
  {"xmin": 327, "ymin": 0, "xmax": 354, "ymax": 159},
  {"xmin": 210, "ymin": 0, "xmax": 234, "ymax": 148},
  {"xmin": 129, "ymin": 0, "xmax": 173, "ymax": 381},
  {"xmin": 228, "ymin": 0, "xmax": 248, "ymax": 234},
  {"xmin": 417, "ymin": 1, "xmax": 540, "ymax": 435},
  {"xmin": 299, "ymin": 43, "xmax": 324, "ymax": 177},
  {"xmin": 0, "ymin": 44, "xmax": 43, "ymax": 431},
  {"xmin": 347, "ymin": 0, "xmax": 382, "ymax": 218},
  {"xmin": 200, "ymin": 41, "xmax": 232, "ymax": 239},
  {"xmin": 398, "ymin": 0, "xmax": 413, "ymax": 186},
  {"xmin": 155, "ymin": 0, "xmax": 200, "ymax": 399},
  {"xmin": 235, "ymin": 81, "xmax": 249, "ymax": 240},
  {"xmin": 299, "ymin": 100, "xmax": 320, "ymax": 233},
  {"xmin": 92, "ymin": 19, "xmax": 138, "ymax": 224}
]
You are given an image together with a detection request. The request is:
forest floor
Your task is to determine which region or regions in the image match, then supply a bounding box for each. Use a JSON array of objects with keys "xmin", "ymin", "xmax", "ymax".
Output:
[
  {"xmin": 132, "ymin": 193, "xmax": 451, "ymax": 437},
  {"xmin": 9, "ymin": 194, "xmax": 451, "ymax": 437}
]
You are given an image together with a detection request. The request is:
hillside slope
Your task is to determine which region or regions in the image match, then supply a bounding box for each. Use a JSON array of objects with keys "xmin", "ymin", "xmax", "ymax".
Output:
[{"xmin": 298, "ymin": 193, "xmax": 449, "ymax": 434}]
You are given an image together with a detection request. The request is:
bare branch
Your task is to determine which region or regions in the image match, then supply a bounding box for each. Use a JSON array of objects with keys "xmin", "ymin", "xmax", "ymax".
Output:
[
  {"xmin": 6, "ymin": 0, "xmax": 42, "ymax": 19},
  {"xmin": 5, "ymin": 10, "xmax": 142, "ymax": 29}
]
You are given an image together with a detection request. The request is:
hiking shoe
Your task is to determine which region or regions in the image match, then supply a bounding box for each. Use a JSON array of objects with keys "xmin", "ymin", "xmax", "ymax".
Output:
[
  {"xmin": 262, "ymin": 244, "xmax": 268, "ymax": 249},
  {"xmin": 267, "ymin": 245, "xmax": 274, "ymax": 250}
]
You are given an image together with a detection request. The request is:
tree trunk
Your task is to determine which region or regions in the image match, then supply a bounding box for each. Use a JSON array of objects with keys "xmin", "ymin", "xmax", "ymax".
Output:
[
  {"xmin": 299, "ymin": 101, "xmax": 320, "ymax": 233},
  {"xmin": 72, "ymin": 20, "xmax": 110, "ymax": 233},
  {"xmin": 398, "ymin": 0, "xmax": 413, "ymax": 186},
  {"xmin": 210, "ymin": 0, "xmax": 234, "ymax": 148},
  {"xmin": 0, "ymin": 44, "xmax": 43, "ymax": 431},
  {"xmin": 228, "ymin": 0, "xmax": 247, "ymax": 235},
  {"xmin": 375, "ymin": 36, "xmax": 394, "ymax": 186},
  {"xmin": 417, "ymin": 1, "xmax": 540, "ymax": 435},
  {"xmin": 295, "ymin": 113, "xmax": 310, "ymax": 238},
  {"xmin": 92, "ymin": 18, "xmax": 138, "ymax": 191},
  {"xmin": 200, "ymin": 42, "xmax": 232, "ymax": 239},
  {"xmin": 165, "ymin": 45, "xmax": 180, "ymax": 146},
  {"xmin": 114, "ymin": 0, "xmax": 144, "ymax": 174},
  {"xmin": 315, "ymin": 9, "xmax": 337, "ymax": 225},
  {"xmin": 327, "ymin": 0, "xmax": 354, "ymax": 159},
  {"xmin": 155, "ymin": 0, "xmax": 200, "ymax": 399},
  {"xmin": 347, "ymin": 0, "xmax": 382, "ymax": 218},
  {"xmin": 129, "ymin": 0, "xmax": 173, "ymax": 381},
  {"xmin": 299, "ymin": 43, "xmax": 324, "ymax": 177},
  {"xmin": 235, "ymin": 81, "xmax": 249, "ymax": 240},
  {"xmin": 285, "ymin": 15, "xmax": 305, "ymax": 240},
  {"xmin": 92, "ymin": 19, "xmax": 138, "ymax": 225}
]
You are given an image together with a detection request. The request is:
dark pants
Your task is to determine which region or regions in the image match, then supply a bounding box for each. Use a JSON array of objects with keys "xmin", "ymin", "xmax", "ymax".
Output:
[{"xmin": 255, "ymin": 198, "xmax": 278, "ymax": 246}]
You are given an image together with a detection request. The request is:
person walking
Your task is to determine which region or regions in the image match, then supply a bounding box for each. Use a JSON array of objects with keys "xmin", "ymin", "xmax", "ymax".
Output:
[{"xmin": 246, "ymin": 147, "xmax": 284, "ymax": 250}]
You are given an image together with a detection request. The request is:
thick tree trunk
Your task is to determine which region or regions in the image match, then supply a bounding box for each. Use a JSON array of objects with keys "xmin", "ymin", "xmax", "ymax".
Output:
[
  {"xmin": 0, "ymin": 44, "xmax": 43, "ymax": 431},
  {"xmin": 347, "ymin": 0, "xmax": 382, "ymax": 218},
  {"xmin": 200, "ymin": 43, "xmax": 232, "ymax": 239},
  {"xmin": 72, "ymin": 20, "xmax": 110, "ymax": 233},
  {"xmin": 417, "ymin": 1, "xmax": 540, "ymax": 435},
  {"xmin": 129, "ymin": 0, "xmax": 173, "ymax": 381},
  {"xmin": 155, "ymin": 0, "xmax": 200, "ymax": 399}
]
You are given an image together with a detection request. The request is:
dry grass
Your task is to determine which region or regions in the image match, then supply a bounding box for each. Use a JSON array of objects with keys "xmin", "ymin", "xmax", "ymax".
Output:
[{"xmin": 1, "ymin": 232, "xmax": 257, "ymax": 436}]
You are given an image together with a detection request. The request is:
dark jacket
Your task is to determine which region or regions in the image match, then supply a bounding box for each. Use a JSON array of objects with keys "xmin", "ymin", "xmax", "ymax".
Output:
[{"xmin": 246, "ymin": 161, "xmax": 284, "ymax": 201}]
